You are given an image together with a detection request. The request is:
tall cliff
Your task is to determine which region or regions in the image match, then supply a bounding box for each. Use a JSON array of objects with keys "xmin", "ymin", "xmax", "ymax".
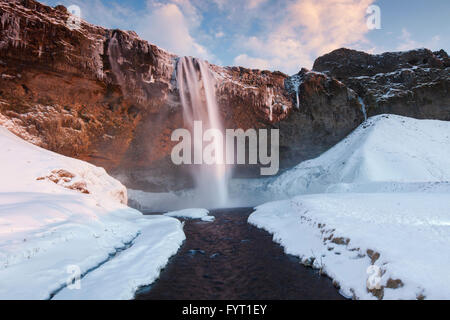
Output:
[{"xmin": 1, "ymin": 0, "xmax": 448, "ymax": 191}]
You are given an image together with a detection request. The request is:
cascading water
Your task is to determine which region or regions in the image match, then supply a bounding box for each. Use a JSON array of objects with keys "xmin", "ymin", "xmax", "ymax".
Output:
[
  {"xmin": 108, "ymin": 33, "xmax": 125, "ymax": 89},
  {"xmin": 358, "ymin": 96, "xmax": 368, "ymax": 121},
  {"xmin": 176, "ymin": 57, "xmax": 229, "ymax": 207}
]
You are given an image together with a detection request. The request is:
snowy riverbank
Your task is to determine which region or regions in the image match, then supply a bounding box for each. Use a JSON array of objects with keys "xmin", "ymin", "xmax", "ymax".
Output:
[
  {"xmin": 249, "ymin": 115, "xmax": 450, "ymax": 300},
  {"xmin": 0, "ymin": 126, "xmax": 185, "ymax": 299}
]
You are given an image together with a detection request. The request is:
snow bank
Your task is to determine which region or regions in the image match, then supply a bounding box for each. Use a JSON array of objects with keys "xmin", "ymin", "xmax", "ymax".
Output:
[
  {"xmin": 250, "ymin": 115, "xmax": 450, "ymax": 300},
  {"xmin": 0, "ymin": 127, "xmax": 184, "ymax": 299},
  {"xmin": 164, "ymin": 208, "xmax": 215, "ymax": 222},
  {"xmin": 53, "ymin": 216, "xmax": 185, "ymax": 300},
  {"xmin": 250, "ymin": 194, "xmax": 450, "ymax": 300},
  {"xmin": 0, "ymin": 124, "xmax": 128, "ymax": 205},
  {"xmin": 269, "ymin": 114, "xmax": 450, "ymax": 197}
]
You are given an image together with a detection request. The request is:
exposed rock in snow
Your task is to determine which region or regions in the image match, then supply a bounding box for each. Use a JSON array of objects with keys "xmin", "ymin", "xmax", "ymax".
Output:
[
  {"xmin": 0, "ymin": 126, "xmax": 184, "ymax": 299},
  {"xmin": 250, "ymin": 193, "xmax": 450, "ymax": 300}
]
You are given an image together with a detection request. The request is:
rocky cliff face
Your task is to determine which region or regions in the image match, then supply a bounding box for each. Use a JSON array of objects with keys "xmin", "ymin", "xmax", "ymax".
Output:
[
  {"xmin": 277, "ymin": 68, "xmax": 364, "ymax": 169},
  {"xmin": 312, "ymin": 48, "xmax": 450, "ymax": 121},
  {"xmin": 1, "ymin": 0, "xmax": 448, "ymax": 191},
  {"xmin": 0, "ymin": 0, "xmax": 178, "ymax": 175}
]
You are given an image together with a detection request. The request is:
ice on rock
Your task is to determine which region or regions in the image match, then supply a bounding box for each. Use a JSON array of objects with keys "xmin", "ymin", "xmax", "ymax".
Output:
[
  {"xmin": 285, "ymin": 73, "xmax": 303, "ymax": 109},
  {"xmin": 357, "ymin": 96, "xmax": 367, "ymax": 121}
]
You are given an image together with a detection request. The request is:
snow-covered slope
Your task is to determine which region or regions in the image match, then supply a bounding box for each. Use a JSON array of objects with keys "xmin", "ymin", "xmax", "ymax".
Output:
[
  {"xmin": 269, "ymin": 114, "xmax": 450, "ymax": 197},
  {"xmin": 250, "ymin": 115, "xmax": 450, "ymax": 300},
  {"xmin": 53, "ymin": 215, "xmax": 184, "ymax": 300},
  {"xmin": 0, "ymin": 123, "xmax": 129, "ymax": 205},
  {"xmin": 250, "ymin": 193, "xmax": 450, "ymax": 300},
  {"xmin": 0, "ymin": 127, "xmax": 185, "ymax": 299}
]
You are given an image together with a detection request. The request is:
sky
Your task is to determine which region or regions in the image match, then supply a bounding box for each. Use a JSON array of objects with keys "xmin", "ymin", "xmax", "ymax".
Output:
[{"xmin": 41, "ymin": 0, "xmax": 450, "ymax": 75}]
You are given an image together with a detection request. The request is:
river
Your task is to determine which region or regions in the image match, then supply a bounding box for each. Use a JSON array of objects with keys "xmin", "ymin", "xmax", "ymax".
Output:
[{"xmin": 135, "ymin": 207, "xmax": 344, "ymax": 300}]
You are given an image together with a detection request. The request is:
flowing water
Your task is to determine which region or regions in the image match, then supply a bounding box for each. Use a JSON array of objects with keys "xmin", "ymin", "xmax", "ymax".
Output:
[
  {"xmin": 176, "ymin": 57, "xmax": 230, "ymax": 207},
  {"xmin": 135, "ymin": 208, "xmax": 345, "ymax": 300}
]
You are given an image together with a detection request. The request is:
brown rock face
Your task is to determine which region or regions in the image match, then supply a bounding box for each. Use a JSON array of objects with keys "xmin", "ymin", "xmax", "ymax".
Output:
[
  {"xmin": 0, "ymin": 0, "xmax": 448, "ymax": 191},
  {"xmin": 0, "ymin": 0, "xmax": 180, "ymax": 175}
]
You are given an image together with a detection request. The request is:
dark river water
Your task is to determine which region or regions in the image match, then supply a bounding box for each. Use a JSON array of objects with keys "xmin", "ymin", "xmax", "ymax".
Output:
[{"xmin": 135, "ymin": 207, "xmax": 344, "ymax": 300}]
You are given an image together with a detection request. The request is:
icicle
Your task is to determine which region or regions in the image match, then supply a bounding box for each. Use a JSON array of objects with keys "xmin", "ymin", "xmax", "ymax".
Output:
[
  {"xmin": 358, "ymin": 96, "xmax": 368, "ymax": 121},
  {"xmin": 266, "ymin": 87, "xmax": 274, "ymax": 121}
]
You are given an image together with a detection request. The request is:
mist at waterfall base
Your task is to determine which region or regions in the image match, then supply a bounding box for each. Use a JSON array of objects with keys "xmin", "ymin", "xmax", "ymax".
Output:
[{"xmin": 128, "ymin": 177, "xmax": 278, "ymax": 212}]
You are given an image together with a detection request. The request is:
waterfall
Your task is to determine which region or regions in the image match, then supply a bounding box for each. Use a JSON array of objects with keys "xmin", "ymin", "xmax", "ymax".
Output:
[
  {"xmin": 176, "ymin": 57, "xmax": 229, "ymax": 207},
  {"xmin": 108, "ymin": 32, "xmax": 127, "ymax": 93},
  {"xmin": 358, "ymin": 96, "xmax": 368, "ymax": 121}
]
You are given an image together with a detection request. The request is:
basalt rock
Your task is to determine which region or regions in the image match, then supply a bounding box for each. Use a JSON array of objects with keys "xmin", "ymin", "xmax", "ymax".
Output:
[
  {"xmin": 312, "ymin": 48, "xmax": 450, "ymax": 121},
  {"xmin": 277, "ymin": 69, "xmax": 363, "ymax": 168},
  {"xmin": 0, "ymin": 0, "xmax": 448, "ymax": 191}
]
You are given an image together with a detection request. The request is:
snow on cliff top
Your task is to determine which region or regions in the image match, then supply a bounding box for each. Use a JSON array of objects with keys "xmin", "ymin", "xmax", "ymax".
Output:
[
  {"xmin": 0, "ymin": 126, "xmax": 184, "ymax": 299},
  {"xmin": 269, "ymin": 114, "xmax": 450, "ymax": 197}
]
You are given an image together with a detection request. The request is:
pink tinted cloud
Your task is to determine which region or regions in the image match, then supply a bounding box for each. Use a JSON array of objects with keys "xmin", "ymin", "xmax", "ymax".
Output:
[{"xmin": 234, "ymin": 0, "xmax": 375, "ymax": 73}]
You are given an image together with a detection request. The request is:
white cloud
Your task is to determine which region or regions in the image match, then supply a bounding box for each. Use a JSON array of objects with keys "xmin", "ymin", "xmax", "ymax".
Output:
[
  {"xmin": 233, "ymin": 54, "xmax": 270, "ymax": 70},
  {"xmin": 397, "ymin": 28, "xmax": 441, "ymax": 51},
  {"xmin": 136, "ymin": 1, "xmax": 214, "ymax": 61},
  {"xmin": 212, "ymin": 0, "xmax": 227, "ymax": 10},
  {"xmin": 50, "ymin": 0, "xmax": 214, "ymax": 61},
  {"xmin": 247, "ymin": 0, "xmax": 268, "ymax": 9},
  {"xmin": 163, "ymin": 0, "xmax": 202, "ymax": 28},
  {"xmin": 45, "ymin": 0, "xmax": 388, "ymax": 73},
  {"xmin": 233, "ymin": 0, "xmax": 375, "ymax": 74},
  {"xmin": 397, "ymin": 28, "xmax": 420, "ymax": 51},
  {"xmin": 43, "ymin": 0, "xmax": 136, "ymax": 30}
]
